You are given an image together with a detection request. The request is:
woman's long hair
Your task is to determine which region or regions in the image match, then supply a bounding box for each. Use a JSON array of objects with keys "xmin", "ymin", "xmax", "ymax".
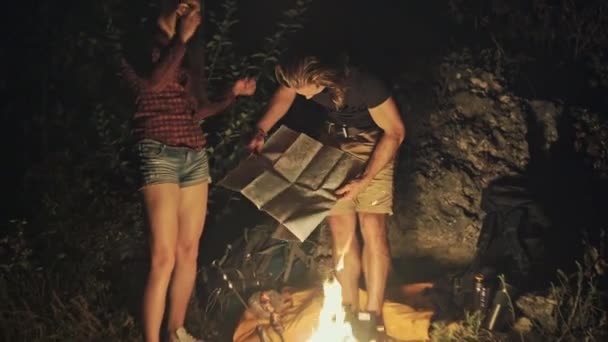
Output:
[{"xmin": 275, "ymin": 55, "xmax": 349, "ymax": 110}]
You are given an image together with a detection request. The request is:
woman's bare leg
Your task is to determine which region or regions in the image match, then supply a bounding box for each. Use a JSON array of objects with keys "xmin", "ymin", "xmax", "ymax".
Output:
[
  {"xmin": 167, "ymin": 182, "xmax": 208, "ymax": 333},
  {"xmin": 142, "ymin": 183, "xmax": 181, "ymax": 342}
]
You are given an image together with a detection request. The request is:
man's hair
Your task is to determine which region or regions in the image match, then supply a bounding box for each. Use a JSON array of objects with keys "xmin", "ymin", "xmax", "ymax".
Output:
[{"xmin": 275, "ymin": 55, "xmax": 349, "ymax": 109}]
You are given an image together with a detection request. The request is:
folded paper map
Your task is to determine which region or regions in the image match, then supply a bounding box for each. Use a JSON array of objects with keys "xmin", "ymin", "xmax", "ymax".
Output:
[{"xmin": 219, "ymin": 125, "xmax": 365, "ymax": 241}]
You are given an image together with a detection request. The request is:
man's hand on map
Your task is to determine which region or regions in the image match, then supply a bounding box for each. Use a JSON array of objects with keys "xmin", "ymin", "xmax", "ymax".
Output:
[
  {"xmin": 335, "ymin": 176, "xmax": 372, "ymax": 201},
  {"xmin": 247, "ymin": 128, "xmax": 267, "ymax": 153}
]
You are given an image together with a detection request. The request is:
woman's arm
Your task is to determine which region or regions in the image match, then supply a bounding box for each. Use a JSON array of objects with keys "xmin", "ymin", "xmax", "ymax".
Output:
[
  {"xmin": 120, "ymin": 39, "xmax": 186, "ymax": 94},
  {"xmin": 192, "ymin": 91, "xmax": 236, "ymax": 122},
  {"xmin": 192, "ymin": 79, "xmax": 256, "ymax": 122},
  {"xmin": 120, "ymin": 10, "xmax": 200, "ymax": 94}
]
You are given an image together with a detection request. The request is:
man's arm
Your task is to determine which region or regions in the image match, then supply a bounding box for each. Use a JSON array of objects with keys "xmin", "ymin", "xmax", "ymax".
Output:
[
  {"xmin": 248, "ymin": 86, "xmax": 297, "ymax": 152},
  {"xmin": 336, "ymin": 96, "xmax": 405, "ymax": 199},
  {"xmin": 257, "ymin": 86, "xmax": 297, "ymax": 133},
  {"xmin": 362, "ymin": 96, "xmax": 406, "ymax": 180}
]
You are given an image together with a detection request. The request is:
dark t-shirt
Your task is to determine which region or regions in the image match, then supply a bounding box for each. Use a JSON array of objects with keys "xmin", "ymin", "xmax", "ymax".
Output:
[{"xmin": 310, "ymin": 68, "xmax": 391, "ymax": 129}]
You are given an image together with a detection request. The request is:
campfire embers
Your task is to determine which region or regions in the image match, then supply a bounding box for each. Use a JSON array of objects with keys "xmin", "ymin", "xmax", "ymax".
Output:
[{"xmin": 307, "ymin": 277, "xmax": 358, "ymax": 342}]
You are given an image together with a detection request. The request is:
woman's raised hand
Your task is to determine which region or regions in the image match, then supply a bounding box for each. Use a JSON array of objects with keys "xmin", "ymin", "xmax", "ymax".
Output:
[
  {"xmin": 232, "ymin": 78, "xmax": 257, "ymax": 97},
  {"xmin": 178, "ymin": 10, "xmax": 201, "ymax": 43}
]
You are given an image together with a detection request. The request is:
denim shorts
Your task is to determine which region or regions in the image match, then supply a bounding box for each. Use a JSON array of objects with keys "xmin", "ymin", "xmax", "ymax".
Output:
[{"xmin": 135, "ymin": 139, "xmax": 211, "ymax": 189}]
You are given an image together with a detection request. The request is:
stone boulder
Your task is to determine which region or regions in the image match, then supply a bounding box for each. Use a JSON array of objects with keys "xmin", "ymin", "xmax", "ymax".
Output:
[{"xmin": 388, "ymin": 53, "xmax": 564, "ymax": 265}]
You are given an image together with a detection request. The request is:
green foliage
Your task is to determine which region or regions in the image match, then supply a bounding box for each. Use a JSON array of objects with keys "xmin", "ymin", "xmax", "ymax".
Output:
[
  {"xmin": 0, "ymin": 270, "xmax": 141, "ymax": 341},
  {"xmin": 552, "ymin": 271, "xmax": 603, "ymax": 339},
  {"xmin": 0, "ymin": 213, "xmax": 144, "ymax": 341},
  {"xmin": 430, "ymin": 275, "xmax": 517, "ymax": 342},
  {"xmin": 431, "ymin": 310, "xmax": 500, "ymax": 342},
  {"xmin": 448, "ymin": 0, "xmax": 608, "ymax": 56},
  {"xmin": 204, "ymin": 0, "xmax": 313, "ymax": 180},
  {"xmin": 574, "ymin": 111, "xmax": 608, "ymax": 180},
  {"xmin": 2, "ymin": 0, "xmax": 313, "ymax": 340},
  {"xmin": 430, "ymin": 252, "xmax": 607, "ymax": 342},
  {"xmin": 510, "ymin": 236, "xmax": 608, "ymax": 342},
  {"xmin": 547, "ymin": 262, "xmax": 607, "ymax": 341},
  {"xmin": 447, "ymin": 0, "xmax": 608, "ymax": 91}
]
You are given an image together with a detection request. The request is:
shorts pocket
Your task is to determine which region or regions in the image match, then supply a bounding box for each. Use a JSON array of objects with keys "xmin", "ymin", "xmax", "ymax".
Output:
[{"xmin": 137, "ymin": 140, "xmax": 165, "ymax": 158}]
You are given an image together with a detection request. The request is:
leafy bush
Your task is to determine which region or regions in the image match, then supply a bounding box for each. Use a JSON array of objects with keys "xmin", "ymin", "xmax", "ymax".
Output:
[
  {"xmin": 431, "ymin": 310, "xmax": 501, "ymax": 342},
  {"xmin": 1, "ymin": 0, "xmax": 312, "ymax": 340},
  {"xmin": 447, "ymin": 0, "xmax": 608, "ymax": 93}
]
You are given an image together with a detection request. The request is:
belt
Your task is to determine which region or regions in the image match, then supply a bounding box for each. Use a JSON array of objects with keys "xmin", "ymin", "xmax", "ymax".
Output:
[{"xmin": 325, "ymin": 122, "xmax": 369, "ymax": 138}]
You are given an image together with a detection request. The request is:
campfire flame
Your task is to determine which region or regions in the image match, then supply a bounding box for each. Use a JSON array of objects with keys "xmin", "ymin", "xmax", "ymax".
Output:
[
  {"xmin": 307, "ymin": 277, "xmax": 357, "ymax": 342},
  {"xmin": 336, "ymin": 254, "xmax": 345, "ymax": 272}
]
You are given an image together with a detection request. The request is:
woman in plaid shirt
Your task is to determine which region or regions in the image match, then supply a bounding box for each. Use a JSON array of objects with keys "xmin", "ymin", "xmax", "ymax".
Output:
[{"xmin": 121, "ymin": 1, "xmax": 255, "ymax": 341}]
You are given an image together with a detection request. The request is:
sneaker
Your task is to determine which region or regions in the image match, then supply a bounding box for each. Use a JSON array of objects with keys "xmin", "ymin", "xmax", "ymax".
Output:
[
  {"xmin": 352, "ymin": 311, "xmax": 380, "ymax": 342},
  {"xmin": 374, "ymin": 323, "xmax": 392, "ymax": 342},
  {"xmin": 169, "ymin": 327, "xmax": 204, "ymax": 342}
]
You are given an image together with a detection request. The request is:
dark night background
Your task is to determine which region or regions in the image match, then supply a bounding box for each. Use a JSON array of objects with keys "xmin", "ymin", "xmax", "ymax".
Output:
[{"xmin": 1, "ymin": 0, "xmax": 607, "ymax": 341}]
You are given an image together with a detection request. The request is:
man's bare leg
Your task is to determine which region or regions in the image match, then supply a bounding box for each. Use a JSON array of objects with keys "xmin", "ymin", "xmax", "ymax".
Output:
[
  {"xmin": 359, "ymin": 213, "xmax": 390, "ymax": 314},
  {"xmin": 328, "ymin": 214, "xmax": 360, "ymax": 309}
]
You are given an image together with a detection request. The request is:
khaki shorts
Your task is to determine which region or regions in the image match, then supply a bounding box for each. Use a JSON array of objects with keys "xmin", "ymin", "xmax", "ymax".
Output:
[{"xmin": 318, "ymin": 129, "xmax": 395, "ymax": 215}]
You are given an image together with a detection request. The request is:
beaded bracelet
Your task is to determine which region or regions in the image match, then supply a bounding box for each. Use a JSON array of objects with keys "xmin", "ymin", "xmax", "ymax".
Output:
[{"xmin": 255, "ymin": 127, "xmax": 268, "ymax": 139}]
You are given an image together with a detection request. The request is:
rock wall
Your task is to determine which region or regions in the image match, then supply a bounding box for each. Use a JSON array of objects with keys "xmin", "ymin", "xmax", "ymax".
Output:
[{"xmin": 388, "ymin": 54, "xmax": 571, "ymax": 266}]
